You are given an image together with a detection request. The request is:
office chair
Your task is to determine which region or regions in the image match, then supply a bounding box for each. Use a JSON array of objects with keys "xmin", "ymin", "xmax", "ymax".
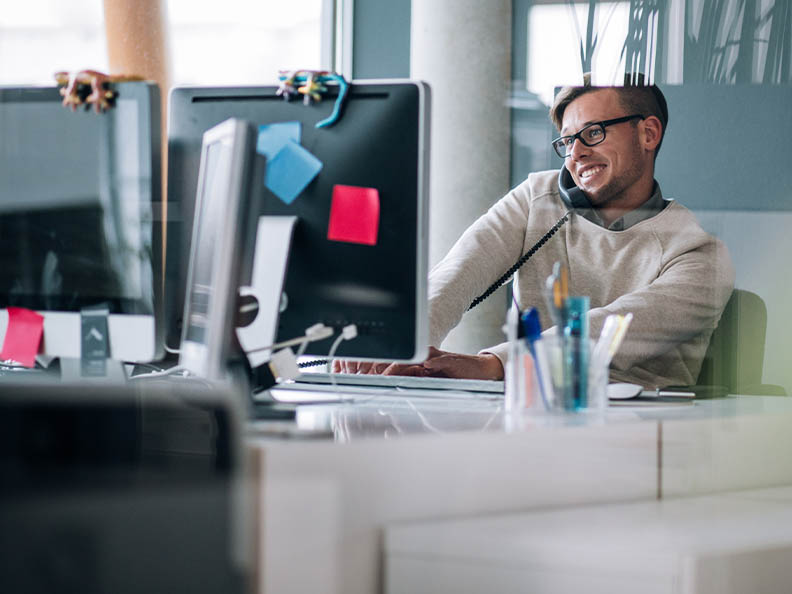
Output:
[{"xmin": 695, "ymin": 289, "xmax": 786, "ymax": 396}]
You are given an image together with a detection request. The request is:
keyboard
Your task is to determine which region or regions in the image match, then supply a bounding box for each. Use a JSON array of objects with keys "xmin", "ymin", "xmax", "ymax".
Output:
[{"xmin": 293, "ymin": 371, "xmax": 505, "ymax": 394}]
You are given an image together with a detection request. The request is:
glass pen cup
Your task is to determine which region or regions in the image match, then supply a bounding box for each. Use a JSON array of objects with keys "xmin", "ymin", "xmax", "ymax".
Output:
[{"xmin": 536, "ymin": 335, "xmax": 609, "ymax": 414}]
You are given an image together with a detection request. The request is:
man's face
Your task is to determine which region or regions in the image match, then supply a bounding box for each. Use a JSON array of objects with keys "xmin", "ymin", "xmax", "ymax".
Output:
[{"xmin": 560, "ymin": 89, "xmax": 648, "ymax": 207}]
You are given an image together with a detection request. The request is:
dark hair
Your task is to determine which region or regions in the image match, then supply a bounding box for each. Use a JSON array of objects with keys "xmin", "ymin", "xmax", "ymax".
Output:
[{"xmin": 549, "ymin": 72, "xmax": 669, "ymax": 157}]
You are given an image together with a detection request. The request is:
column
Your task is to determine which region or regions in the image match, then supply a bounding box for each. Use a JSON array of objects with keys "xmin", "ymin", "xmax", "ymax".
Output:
[{"xmin": 411, "ymin": 0, "xmax": 512, "ymax": 354}]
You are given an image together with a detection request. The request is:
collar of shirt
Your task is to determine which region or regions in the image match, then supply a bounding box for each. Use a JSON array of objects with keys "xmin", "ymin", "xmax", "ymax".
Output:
[{"xmin": 579, "ymin": 181, "xmax": 667, "ymax": 231}]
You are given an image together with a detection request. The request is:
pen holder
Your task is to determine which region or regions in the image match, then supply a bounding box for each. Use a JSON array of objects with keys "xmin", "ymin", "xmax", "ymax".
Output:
[{"xmin": 543, "ymin": 336, "xmax": 608, "ymax": 414}]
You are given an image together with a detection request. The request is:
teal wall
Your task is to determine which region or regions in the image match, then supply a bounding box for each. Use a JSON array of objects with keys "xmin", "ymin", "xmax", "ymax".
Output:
[{"xmin": 353, "ymin": 0, "xmax": 411, "ymax": 79}]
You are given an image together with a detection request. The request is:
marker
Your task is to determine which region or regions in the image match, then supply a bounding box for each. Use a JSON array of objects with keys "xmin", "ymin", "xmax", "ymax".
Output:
[{"xmin": 521, "ymin": 308, "xmax": 553, "ymax": 411}]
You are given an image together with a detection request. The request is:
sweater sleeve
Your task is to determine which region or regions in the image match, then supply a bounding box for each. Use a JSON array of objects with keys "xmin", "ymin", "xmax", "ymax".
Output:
[{"xmin": 427, "ymin": 188, "xmax": 532, "ymax": 349}]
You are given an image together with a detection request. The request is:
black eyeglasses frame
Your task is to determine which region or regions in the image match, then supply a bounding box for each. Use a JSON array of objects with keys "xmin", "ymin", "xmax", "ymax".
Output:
[{"xmin": 552, "ymin": 114, "xmax": 645, "ymax": 158}]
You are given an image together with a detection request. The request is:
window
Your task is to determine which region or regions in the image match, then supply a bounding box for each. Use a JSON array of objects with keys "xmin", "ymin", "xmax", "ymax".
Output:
[
  {"xmin": 168, "ymin": 0, "xmax": 326, "ymax": 86},
  {"xmin": 0, "ymin": 0, "xmax": 107, "ymax": 84},
  {"xmin": 0, "ymin": 0, "xmax": 328, "ymax": 87},
  {"xmin": 527, "ymin": 2, "xmax": 631, "ymax": 105}
]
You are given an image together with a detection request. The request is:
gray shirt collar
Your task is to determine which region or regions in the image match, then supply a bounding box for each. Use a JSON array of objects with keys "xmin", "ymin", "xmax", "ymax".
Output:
[{"xmin": 580, "ymin": 181, "xmax": 667, "ymax": 231}]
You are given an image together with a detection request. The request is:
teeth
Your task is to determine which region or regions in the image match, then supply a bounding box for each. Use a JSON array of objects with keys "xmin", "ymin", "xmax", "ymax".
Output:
[{"xmin": 580, "ymin": 166, "xmax": 604, "ymax": 179}]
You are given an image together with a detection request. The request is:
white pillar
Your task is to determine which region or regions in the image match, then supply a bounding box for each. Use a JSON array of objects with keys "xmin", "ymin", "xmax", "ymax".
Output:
[{"xmin": 411, "ymin": 0, "xmax": 512, "ymax": 354}]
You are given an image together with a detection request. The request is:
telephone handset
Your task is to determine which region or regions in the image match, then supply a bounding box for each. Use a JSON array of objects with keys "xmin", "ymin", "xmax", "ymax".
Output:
[
  {"xmin": 467, "ymin": 167, "xmax": 584, "ymax": 310},
  {"xmin": 558, "ymin": 165, "xmax": 593, "ymax": 209}
]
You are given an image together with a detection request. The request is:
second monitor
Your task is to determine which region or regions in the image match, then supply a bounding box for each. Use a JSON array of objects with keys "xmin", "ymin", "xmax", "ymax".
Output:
[{"xmin": 168, "ymin": 80, "xmax": 430, "ymax": 363}]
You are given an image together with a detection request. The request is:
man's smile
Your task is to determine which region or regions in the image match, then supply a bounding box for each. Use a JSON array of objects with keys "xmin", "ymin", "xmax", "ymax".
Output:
[{"xmin": 577, "ymin": 164, "xmax": 607, "ymax": 181}]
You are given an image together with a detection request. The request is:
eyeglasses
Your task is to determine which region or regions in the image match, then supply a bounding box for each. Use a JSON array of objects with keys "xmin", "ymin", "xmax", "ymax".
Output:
[{"xmin": 551, "ymin": 114, "xmax": 644, "ymax": 158}]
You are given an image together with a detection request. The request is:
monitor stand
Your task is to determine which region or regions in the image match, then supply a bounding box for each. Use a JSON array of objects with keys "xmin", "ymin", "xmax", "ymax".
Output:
[
  {"xmin": 59, "ymin": 357, "xmax": 128, "ymax": 383},
  {"xmin": 236, "ymin": 216, "xmax": 297, "ymax": 371}
]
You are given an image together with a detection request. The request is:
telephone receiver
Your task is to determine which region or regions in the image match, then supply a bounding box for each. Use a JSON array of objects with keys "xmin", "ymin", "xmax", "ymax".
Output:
[{"xmin": 558, "ymin": 166, "xmax": 594, "ymax": 210}]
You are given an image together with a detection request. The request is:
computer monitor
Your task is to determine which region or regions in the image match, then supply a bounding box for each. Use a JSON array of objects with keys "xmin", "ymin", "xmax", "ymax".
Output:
[
  {"xmin": 0, "ymin": 83, "xmax": 162, "ymax": 362},
  {"xmin": 179, "ymin": 118, "xmax": 262, "ymax": 380},
  {"xmin": 168, "ymin": 80, "xmax": 429, "ymax": 362}
]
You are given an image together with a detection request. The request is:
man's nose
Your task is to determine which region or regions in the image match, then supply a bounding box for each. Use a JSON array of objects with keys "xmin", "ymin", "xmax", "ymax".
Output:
[{"xmin": 568, "ymin": 136, "xmax": 590, "ymax": 160}]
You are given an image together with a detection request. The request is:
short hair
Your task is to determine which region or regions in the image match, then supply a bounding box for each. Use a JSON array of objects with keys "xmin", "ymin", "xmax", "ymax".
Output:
[{"xmin": 549, "ymin": 72, "xmax": 669, "ymax": 157}]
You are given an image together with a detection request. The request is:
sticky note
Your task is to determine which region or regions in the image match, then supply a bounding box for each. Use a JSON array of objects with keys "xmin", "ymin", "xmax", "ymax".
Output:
[
  {"xmin": 257, "ymin": 122, "xmax": 301, "ymax": 159},
  {"xmin": 0, "ymin": 307, "xmax": 44, "ymax": 367},
  {"xmin": 327, "ymin": 185, "xmax": 380, "ymax": 246},
  {"xmin": 265, "ymin": 140, "xmax": 323, "ymax": 204}
]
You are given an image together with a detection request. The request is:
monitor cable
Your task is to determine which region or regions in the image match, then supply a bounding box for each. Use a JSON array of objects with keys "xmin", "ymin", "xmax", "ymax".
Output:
[{"xmin": 327, "ymin": 324, "xmax": 358, "ymax": 395}]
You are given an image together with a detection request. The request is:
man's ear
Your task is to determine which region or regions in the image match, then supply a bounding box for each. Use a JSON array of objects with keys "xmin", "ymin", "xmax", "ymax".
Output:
[{"xmin": 641, "ymin": 115, "xmax": 663, "ymax": 152}]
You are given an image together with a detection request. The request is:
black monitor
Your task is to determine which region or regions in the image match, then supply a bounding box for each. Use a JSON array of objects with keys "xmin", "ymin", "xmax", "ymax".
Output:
[
  {"xmin": 0, "ymin": 83, "xmax": 163, "ymax": 362},
  {"xmin": 168, "ymin": 81, "xmax": 430, "ymax": 362},
  {"xmin": 179, "ymin": 118, "xmax": 262, "ymax": 380}
]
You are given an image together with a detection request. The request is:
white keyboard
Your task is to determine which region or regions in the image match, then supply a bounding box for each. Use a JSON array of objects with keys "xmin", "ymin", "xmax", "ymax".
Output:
[{"xmin": 293, "ymin": 372, "xmax": 504, "ymax": 394}]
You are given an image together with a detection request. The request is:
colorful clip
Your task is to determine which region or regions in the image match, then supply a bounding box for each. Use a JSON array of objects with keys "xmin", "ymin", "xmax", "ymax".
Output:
[
  {"xmin": 276, "ymin": 69, "xmax": 350, "ymax": 128},
  {"xmin": 54, "ymin": 70, "xmax": 143, "ymax": 113}
]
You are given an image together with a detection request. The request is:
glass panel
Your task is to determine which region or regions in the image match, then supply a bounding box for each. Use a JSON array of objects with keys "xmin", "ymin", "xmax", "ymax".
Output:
[
  {"xmin": 167, "ymin": 0, "xmax": 324, "ymax": 86},
  {"xmin": 0, "ymin": 0, "xmax": 108, "ymax": 84},
  {"xmin": 513, "ymin": 0, "xmax": 792, "ymax": 396}
]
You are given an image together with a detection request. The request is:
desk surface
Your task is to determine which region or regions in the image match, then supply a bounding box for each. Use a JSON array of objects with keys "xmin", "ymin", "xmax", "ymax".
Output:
[{"xmin": 248, "ymin": 391, "xmax": 792, "ymax": 442}]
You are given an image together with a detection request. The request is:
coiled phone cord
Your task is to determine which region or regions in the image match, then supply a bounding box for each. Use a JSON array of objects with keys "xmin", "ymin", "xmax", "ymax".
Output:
[{"xmin": 467, "ymin": 210, "xmax": 571, "ymax": 310}]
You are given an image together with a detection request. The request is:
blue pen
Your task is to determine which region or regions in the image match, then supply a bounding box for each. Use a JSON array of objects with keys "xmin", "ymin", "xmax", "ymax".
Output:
[{"xmin": 521, "ymin": 308, "xmax": 553, "ymax": 411}]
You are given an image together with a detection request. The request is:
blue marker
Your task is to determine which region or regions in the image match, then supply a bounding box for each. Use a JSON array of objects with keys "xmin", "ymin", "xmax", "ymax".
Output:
[{"xmin": 521, "ymin": 308, "xmax": 553, "ymax": 411}]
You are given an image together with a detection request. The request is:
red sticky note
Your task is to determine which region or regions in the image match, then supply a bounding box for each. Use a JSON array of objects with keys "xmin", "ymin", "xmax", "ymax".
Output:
[
  {"xmin": 1, "ymin": 307, "xmax": 44, "ymax": 367},
  {"xmin": 327, "ymin": 185, "xmax": 380, "ymax": 246}
]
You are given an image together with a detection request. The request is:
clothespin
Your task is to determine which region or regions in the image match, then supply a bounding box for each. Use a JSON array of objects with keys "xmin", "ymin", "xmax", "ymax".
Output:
[
  {"xmin": 276, "ymin": 69, "xmax": 350, "ymax": 128},
  {"xmin": 53, "ymin": 70, "xmax": 143, "ymax": 113}
]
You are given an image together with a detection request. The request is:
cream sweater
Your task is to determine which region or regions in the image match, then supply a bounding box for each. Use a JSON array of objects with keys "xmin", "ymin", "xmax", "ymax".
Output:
[{"xmin": 428, "ymin": 170, "xmax": 735, "ymax": 388}]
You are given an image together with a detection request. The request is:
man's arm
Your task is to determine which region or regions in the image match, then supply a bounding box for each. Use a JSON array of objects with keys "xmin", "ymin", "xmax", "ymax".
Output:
[
  {"xmin": 428, "ymin": 187, "xmax": 532, "ymax": 348},
  {"xmin": 589, "ymin": 239, "xmax": 734, "ymax": 379}
]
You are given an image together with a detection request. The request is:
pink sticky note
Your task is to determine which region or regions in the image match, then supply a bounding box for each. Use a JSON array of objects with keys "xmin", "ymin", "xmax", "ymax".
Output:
[
  {"xmin": 1, "ymin": 307, "xmax": 44, "ymax": 367},
  {"xmin": 327, "ymin": 185, "xmax": 380, "ymax": 246}
]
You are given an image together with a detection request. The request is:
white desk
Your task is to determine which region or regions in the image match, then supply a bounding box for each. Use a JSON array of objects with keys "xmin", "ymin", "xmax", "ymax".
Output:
[
  {"xmin": 384, "ymin": 485, "xmax": 792, "ymax": 594},
  {"xmin": 246, "ymin": 394, "xmax": 792, "ymax": 594}
]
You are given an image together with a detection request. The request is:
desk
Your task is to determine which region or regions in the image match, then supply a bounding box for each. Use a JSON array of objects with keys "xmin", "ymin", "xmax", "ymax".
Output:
[
  {"xmin": 244, "ymin": 392, "xmax": 792, "ymax": 594},
  {"xmin": 384, "ymin": 485, "xmax": 792, "ymax": 594}
]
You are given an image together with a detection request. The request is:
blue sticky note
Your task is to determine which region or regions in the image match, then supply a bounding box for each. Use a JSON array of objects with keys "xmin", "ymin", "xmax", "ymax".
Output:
[
  {"xmin": 257, "ymin": 122, "xmax": 301, "ymax": 160},
  {"xmin": 265, "ymin": 140, "xmax": 323, "ymax": 204}
]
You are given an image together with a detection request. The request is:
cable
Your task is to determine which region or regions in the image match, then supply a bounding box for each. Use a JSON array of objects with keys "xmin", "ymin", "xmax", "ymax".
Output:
[
  {"xmin": 245, "ymin": 323, "xmax": 333, "ymax": 356},
  {"xmin": 327, "ymin": 324, "xmax": 358, "ymax": 394},
  {"xmin": 126, "ymin": 361, "xmax": 165, "ymax": 374},
  {"xmin": 298, "ymin": 358, "xmax": 327, "ymax": 369},
  {"xmin": 468, "ymin": 211, "xmax": 571, "ymax": 310},
  {"xmin": 128, "ymin": 365, "xmax": 190, "ymax": 381}
]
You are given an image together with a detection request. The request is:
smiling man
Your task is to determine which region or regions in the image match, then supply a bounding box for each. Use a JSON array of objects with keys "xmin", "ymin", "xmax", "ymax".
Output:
[{"xmin": 377, "ymin": 73, "xmax": 733, "ymax": 389}]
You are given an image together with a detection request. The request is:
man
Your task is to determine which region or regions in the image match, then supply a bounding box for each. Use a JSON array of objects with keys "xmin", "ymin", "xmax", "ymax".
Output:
[{"xmin": 349, "ymin": 75, "xmax": 734, "ymax": 388}]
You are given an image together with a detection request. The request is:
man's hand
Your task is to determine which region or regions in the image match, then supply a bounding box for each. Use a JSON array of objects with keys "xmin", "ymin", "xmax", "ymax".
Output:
[
  {"xmin": 334, "ymin": 347, "xmax": 504, "ymax": 380},
  {"xmin": 420, "ymin": 347, "xmax": 504, "ymax": 380}
]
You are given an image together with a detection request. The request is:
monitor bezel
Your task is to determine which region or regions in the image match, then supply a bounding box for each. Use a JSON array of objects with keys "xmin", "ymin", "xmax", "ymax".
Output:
[
  {"xmin": 0, "ymin": 82, "xmax": 163, "ymax": 363},
  {"xmin": 167, "ymin": 80, "xmax": 430, "ymax": 363},
  {"xmin": 178, "ymin": 118, "xmax": 258, "ymax": 380}
]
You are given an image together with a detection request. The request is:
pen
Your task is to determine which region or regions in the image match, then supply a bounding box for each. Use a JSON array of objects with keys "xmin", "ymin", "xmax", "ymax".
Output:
[
  {"xmin": 521, "ymin": 308, "xmax": 553, "ymax": 410},
  {"xmin": 563, "ymin": 296, "xmax": 589, "ymax": 410}
]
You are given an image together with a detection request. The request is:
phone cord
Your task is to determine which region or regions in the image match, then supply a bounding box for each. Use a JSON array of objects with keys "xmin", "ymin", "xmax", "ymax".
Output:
[{"xmin": 467, "ymin": 210, "xmax": 571, "ymax": 311}]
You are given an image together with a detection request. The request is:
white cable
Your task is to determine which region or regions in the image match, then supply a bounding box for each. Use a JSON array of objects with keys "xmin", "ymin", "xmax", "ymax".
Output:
[
  {"xmin": 163, "ymin": 343, "xmax": 181, "ymax": 355},
  {"xmin": 128, "ymin": 365, "xmax": 190, "ymax": 381},
  {"xmin": 327, "ymin": 324, "xmax": 358, "ymax": 395},
  {"xmin": 246, "ymin": 323, "xmax": 333, "ymax": 356}
]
